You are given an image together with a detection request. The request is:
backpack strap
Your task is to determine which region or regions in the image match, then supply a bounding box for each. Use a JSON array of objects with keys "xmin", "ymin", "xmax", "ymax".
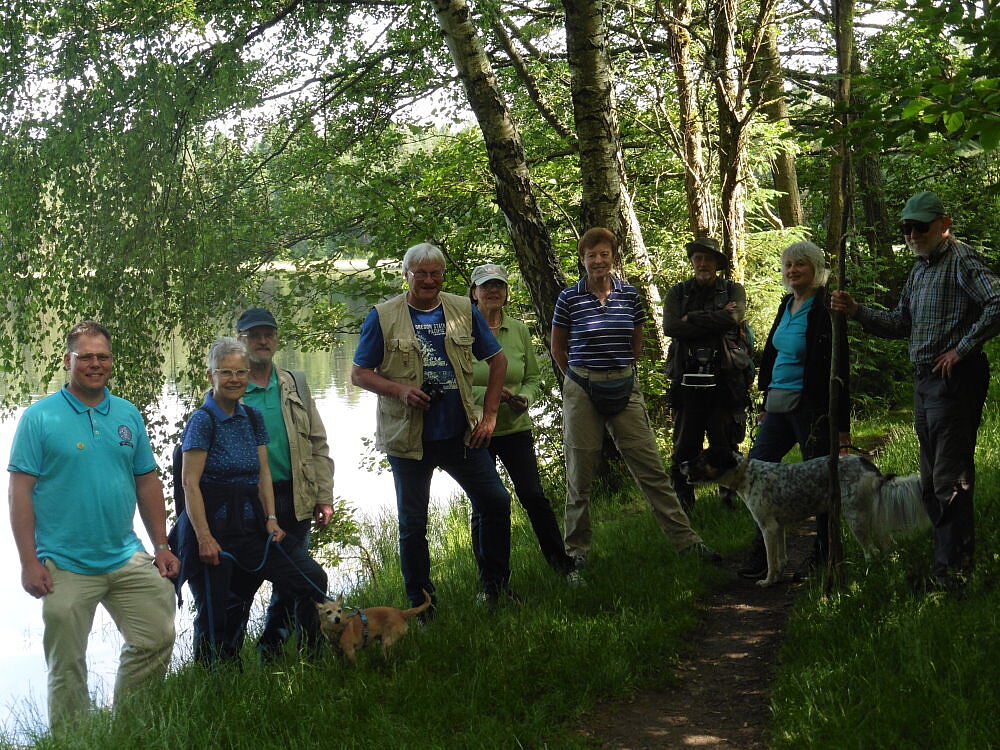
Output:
[{"xmin": 286, "ymin": 368, "xmax": 314, "ymax": 416}]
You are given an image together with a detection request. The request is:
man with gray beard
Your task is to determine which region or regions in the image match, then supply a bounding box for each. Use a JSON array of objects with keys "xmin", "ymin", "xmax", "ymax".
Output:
[{"xmin": 832, "ymin": 191, "xmax": 1000, "ymax": 590}]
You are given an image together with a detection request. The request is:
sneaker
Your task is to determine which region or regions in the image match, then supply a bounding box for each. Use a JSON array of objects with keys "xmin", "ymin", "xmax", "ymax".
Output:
[
  {"xmin": 571, "ymin": 553, "xmax": 587, "ymax": 571},
  {"xmin": 682, "ymin": 542, "xmax": 722, "ymax": 563},
  {"xmin": 566, "ymin": 569, "xmax": 586, "ymax": 588},
  {"xmin": 737, "ymin": 538, "xmax": 767, "ymax": 580}
]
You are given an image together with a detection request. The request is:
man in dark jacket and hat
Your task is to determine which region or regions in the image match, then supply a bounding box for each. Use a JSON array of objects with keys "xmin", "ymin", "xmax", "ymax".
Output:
[{"xmin": 663, "ymin": 237, "xmax": 750, "ymax": 510}]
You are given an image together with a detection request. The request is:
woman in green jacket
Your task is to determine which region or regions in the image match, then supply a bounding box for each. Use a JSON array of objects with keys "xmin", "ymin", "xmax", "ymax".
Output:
[{"xmin": 469, "ymin": 263, "xmax": 577, "ymax": 580}]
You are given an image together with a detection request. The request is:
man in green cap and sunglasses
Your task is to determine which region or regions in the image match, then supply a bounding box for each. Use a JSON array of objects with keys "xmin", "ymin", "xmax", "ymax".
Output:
[{"xmin": 832, "ymin": 191, "xmax": 1000, "ymax": 590}]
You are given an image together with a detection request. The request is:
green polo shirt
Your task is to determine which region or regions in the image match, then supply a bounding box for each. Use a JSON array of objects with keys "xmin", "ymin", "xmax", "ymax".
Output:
[
  {"xmin": 243, "ymin": 367, "xmax": 292, "ymax": 482},
  {"xmin": 7, "ymin": 386, "xmax": 156, "ymax": 575}
]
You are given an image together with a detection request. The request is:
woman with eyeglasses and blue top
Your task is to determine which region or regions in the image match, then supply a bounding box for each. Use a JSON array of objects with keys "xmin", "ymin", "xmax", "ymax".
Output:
[
  {"xmin": 468, "ymin": 263, "xmax": 578, "ymax": 582},
  {"xmin": 171, "ymin": 337, "xmax": 328, "ymax": 664}
]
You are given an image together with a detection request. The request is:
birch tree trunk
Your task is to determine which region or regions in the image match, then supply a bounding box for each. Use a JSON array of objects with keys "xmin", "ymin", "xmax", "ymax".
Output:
[
  {"xmin": 563, "ymin": 0, "xmax": 667, "ymax": 359},
  {"xmin": 429, "ymin": 0, "xmax": 566, "ymax": 332}
]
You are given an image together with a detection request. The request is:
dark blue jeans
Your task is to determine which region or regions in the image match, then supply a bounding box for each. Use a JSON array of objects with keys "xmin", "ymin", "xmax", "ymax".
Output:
[
  {"xmin": 749, "ymin": 402, "xmax": 831, "ymax": 557},
  {"xmin": 914, "ymin": 352, "xmax": 988, "ymax": 577},
  {"xmin": 187, "ymin": 484, "xmax": 327, "ymax": 664},
  {"xmin": 388, "ymin": 437, "xmax": 511, "ymax": 607},
  {"xmin": 472, "ymin": 430, "xmax": 574, "ymax": 575}
]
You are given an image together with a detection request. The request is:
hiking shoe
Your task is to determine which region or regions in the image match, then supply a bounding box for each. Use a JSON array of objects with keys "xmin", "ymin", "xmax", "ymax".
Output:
[
  {"xmin": 571, "ymin": 553, "xmax": 588, "ymax": 571},
  {"xmin": 737, "ymin": 538, "xmax": 767, "ymax": 580},
  {"xmin": 566, "ymin": 569, "xmax": 586, "ymax": 588},
  {"xmin": 682, "ymin": 542, "xmax": 722, "ymax": 563}
]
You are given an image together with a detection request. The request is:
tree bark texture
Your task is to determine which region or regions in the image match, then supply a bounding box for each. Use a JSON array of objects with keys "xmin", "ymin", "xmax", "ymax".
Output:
[
  {"xmin": 563, "ymin": 0, "xmax": 667, "ymax": 359},
  {"xmin": 429, "ymin": 0, "xmax": 566, "ymax": 332},
  {"xmin": 663, "ymin": 0, "xmax": 714, "ymax": 237},
  {"xmin": 711, "ymin": 0, "xmax": 748, "ymax": 282},
  {"xmin": 825, "ymin": 0, "xmax": 854, "ymax": 597},
  {"xmin": 754, "ymin": 20, "xmax": 803, "ymax": 228}
]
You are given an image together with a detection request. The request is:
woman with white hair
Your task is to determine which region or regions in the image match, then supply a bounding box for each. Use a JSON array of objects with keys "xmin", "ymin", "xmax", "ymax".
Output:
[
  {"xmin": 172, "ymin": 337, "xmax": 328, "ymax": 664},
  {"xmin": 738, "ymin": 241, "xmax": 851, "ymax": 581}
]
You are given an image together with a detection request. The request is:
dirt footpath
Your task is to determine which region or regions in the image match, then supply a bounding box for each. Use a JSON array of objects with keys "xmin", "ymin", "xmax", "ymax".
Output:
[{"xmin": 577, "ymin": 530, "xmax": 813, "ymax": 749}]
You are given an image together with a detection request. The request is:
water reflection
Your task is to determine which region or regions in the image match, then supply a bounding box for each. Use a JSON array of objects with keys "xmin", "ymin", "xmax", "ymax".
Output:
[{"xmin": 0, "ymin": 339, "xmax": 459, "ymax": 735}]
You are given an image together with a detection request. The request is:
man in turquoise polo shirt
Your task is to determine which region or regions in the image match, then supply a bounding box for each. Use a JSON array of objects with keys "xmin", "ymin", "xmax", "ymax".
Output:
[
  {"xmin": 234, "ymin": 308, "xmax": 334, "ymax": 657},
  {"xmin": 8, "ymin": 321, "xmax": 179, "ymax": 730}
]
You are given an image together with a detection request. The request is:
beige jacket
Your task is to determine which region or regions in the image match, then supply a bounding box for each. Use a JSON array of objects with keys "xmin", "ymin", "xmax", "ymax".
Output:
[
  {"xmin": 275, "ymin": 368, "xmax": 335, "ymax": 521},
  {"xmin": 373, "ymin": 292, "xmax": 478, "ymax": 459}
]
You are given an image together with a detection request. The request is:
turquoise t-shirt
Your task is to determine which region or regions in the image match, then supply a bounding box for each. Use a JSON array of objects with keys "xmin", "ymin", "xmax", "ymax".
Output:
[
  {"xmin": 7, "ymin": 386, "xmax": 157, "ymax": 575},
  {"xmin": 243, "ymin": 368, "xmax": 291, "ymax": 482},
  {"xmin": 770, "ymin": 295, "xmax": 814, "ymax": 391}
]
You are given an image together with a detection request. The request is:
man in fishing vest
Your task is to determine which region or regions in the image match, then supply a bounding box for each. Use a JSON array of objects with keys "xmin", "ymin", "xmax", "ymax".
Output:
[
  {"xmin": 8, "ymin": 320, "xmax": 178, "ymax": 729},
  {"xmin": 351, "ymin": 242, "xmax": 514, "ymax": 616},
  {"xmin": 663, "ymin": 237, "xmax": 751, "ymax": 511},
  {"xmin": 231, "ymin": 307, "xmax": 335, "ymax": 658}
]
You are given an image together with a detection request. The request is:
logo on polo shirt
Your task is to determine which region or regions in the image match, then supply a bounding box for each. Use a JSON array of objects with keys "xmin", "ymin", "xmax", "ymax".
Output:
[{"xmin": 118, "ymin": 424, "xmax": 134, "ymax": 447}]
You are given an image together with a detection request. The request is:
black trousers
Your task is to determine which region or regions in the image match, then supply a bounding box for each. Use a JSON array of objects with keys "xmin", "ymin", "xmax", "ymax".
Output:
[
  {"xmin": 670, "ymin": 384, "xmax": 742, "ymax": 505},
  {"xmin": 914, "ymin": 352, "xmax": 989, "ymax": 576},
  {"xmin": 190, "ymin": 483, "xmax": 326, "ymax": 664},
  {"xmin": 472, "ymin": 430, "xmax": 575, "ymax": 575}
]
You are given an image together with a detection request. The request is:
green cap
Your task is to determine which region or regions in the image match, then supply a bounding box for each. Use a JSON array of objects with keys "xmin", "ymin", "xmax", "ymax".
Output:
[{"xmin": 901, "ymin": 191, "xmax": 946, "ymax": 222}]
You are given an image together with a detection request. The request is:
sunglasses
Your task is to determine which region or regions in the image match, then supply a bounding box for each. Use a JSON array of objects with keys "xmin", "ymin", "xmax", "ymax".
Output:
[{"xmin": 900, "ymin": 220, "xmax": 934, "ymax": 236}]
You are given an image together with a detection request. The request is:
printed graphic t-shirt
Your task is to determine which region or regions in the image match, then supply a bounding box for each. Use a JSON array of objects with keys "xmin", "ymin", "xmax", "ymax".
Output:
[{"xmin": 354, "ymin": 302, "xmax": 501, "ymax": 441}]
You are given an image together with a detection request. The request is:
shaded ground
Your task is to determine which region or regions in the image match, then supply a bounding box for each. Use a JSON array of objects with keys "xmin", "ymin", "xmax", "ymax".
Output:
[{"xmin": 577, "ymin": 526, "xmax": 815, "ymax": 749}]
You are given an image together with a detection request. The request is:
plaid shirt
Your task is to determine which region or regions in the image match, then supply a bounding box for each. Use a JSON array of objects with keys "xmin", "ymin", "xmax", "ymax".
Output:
[{"xmin": 857, "ymin": 236, "xmax": 1000, "ymax": 365}]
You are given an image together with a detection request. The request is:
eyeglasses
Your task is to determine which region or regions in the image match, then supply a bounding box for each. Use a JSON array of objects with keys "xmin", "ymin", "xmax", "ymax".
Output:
[
  {"xmin": 477, "ymin": 279, "xmax": 507, "ymax": 290},
  {"xmin": 900, "ymin": 220, "xmax": 933, "ymax": 236},
  {"xmin": 408, "ymin": 269, "xmax": 444, "ymax": 280},
  {"xmin": 72, "ymin": 353, "xmax": 112, "ymax": 363},
  {"xmin": 213, "ymin": 368, "xmax": 250, "ymax": 379}
]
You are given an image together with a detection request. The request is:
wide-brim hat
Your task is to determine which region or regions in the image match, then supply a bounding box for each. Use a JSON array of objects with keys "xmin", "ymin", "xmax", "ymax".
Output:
[
  {"xmin": 237, "ymin": 308, "xmax": 278, "ymax": 332},
  {"xmin": 470, "ymin": 263, "xmax": 509, "ymax": 286},
  {"xmin": 685, "ymin": 237, "xmax": 727, "ymax": 269},
  {"xmin": 901, "ymin": 191, "xmax": 946, "ymax": 222}
]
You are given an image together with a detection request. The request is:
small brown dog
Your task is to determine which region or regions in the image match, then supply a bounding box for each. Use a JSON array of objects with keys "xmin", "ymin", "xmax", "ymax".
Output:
[{"xmin": 314, "ymin": 590, "xmax": 432, "ymax": 665}]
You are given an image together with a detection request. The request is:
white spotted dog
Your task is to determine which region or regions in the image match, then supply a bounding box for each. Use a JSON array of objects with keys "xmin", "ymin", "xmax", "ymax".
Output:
[{"xmin": 680, "ymin": 447, "xmax": 928, "ymax": 586}]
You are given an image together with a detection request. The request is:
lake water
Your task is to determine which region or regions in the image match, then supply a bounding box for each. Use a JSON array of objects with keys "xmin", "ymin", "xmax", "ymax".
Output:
[{"xmin": 0, "ymin": 338, "xmax": 459, "ymax": 736}]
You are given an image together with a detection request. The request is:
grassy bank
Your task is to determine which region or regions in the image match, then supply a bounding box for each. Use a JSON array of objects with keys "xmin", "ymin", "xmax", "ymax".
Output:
[
  {"xmin": 7, "ymin": 398, "xmax": 998, "ymax": 748},
  {"xmin": 4, "ymin": 491, "xmax": 741, "ymax": 750}
]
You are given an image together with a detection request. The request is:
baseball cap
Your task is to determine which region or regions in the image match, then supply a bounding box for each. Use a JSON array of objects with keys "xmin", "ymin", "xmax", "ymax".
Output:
[
  {"xmin": 237, "ymin": 308, "xmax": 278, "ymax": 332},
  {"xmin": 901, "ymin": 191, "xmax": 946, "ymax": 222},
  {"xmin": 470, "ymin": 264, "xmax": 509, "ymax": 286}
]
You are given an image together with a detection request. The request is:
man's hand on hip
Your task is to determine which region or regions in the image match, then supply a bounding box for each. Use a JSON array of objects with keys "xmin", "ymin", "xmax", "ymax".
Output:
[{"xmin": 932, "ymin": 348, "xmax": 962, "ymax": 378}]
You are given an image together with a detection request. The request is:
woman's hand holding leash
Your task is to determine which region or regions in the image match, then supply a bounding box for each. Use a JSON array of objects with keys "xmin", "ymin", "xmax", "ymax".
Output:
[
  {"xmin": 265, "ymin": 518, "xmax": 286, "ymax": 543},
  {"xmin": 198, "ymin": 534, "xmax": 223, "ymax": 566}
]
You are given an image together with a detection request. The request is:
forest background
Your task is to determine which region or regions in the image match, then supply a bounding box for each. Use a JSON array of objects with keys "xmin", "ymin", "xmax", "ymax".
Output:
[{"xmin": 0, "ymin": 0, "xmax": 997, "ymax": 497}]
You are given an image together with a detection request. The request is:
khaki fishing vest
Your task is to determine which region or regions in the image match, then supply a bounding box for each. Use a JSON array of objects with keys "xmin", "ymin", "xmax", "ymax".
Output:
[{"xmin": 373, "ymin": 292, "xmax": 478, "ymax": 459}]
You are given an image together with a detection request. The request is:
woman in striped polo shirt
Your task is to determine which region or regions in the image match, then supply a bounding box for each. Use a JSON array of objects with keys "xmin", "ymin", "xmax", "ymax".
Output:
[{"xmin": 550, "ymin": 227, "xmax": 720, "ymax": 572}]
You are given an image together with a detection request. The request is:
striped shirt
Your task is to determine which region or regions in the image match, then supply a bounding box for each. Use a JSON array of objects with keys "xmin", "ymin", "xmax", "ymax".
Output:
[
  {"xmin": 857, "ymin": 237, "xmax": 1000, "ymax": 365},
  {"xmin": 552, "ymin": 276, "xmax": 646, "ymax": 369}
]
